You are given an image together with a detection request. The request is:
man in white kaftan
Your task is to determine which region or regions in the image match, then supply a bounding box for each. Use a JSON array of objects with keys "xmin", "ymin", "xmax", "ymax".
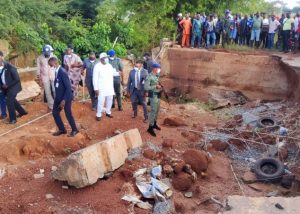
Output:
[{"xmin": 93, "ymin": 52, "xmax": 115, "ymax": 121}]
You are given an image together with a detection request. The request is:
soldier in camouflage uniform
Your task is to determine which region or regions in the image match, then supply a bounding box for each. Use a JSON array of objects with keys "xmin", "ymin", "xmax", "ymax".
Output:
[{"xmin": 144, "ymin": 63, "xmax": 162, "ymax": 137}]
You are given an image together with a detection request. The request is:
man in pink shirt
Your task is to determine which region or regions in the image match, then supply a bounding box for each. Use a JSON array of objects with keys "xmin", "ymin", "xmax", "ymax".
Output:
[{"xmin": 180, "ymin": 14, "xmax": 192, "ymax": 48}]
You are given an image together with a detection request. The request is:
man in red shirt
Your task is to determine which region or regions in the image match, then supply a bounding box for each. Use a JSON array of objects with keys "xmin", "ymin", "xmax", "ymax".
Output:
[{"xmin": 180, "ymin": 14, "xmax": 192, "ymax": 48}]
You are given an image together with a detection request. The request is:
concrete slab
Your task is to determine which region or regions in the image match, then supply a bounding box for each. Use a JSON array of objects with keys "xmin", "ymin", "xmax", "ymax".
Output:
[
  {"xmin": 224, "ymin": 195, "xmax": 300, "ymax": 214},
  {"xmin": 52, "ymin": 129, "xmax": 143, "ymax": 188}
]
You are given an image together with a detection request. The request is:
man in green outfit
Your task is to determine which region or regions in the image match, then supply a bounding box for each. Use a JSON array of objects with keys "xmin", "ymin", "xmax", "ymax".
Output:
[{"xmin": 144, "ymin": 63, "xmax": 162, "ymax": 137}]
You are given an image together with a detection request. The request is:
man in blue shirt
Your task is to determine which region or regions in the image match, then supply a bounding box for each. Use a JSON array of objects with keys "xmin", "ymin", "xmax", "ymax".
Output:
[{"xmin": 191, "ymin": 14, "xmax": 202, "ymax": 48}]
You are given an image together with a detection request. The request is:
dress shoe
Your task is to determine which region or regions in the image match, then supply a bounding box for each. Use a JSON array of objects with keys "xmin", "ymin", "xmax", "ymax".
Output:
[
  {"xmin": 96, "ymin": 116, "xmax": 101, "ymax": 121},
  {"xmin": 106, "ymin": 114, "xmax": 113, "ymax": 118},
  {"xmin": 17, "ymin": 111, "xmax": 28, "ymax": 118},
  {"xmin": 9, "ymin": 120, "xmax": 17, "ymax": 124},
  {"xmin": 147, "ymin": 125, "xmax": 156, "ymax": 137},
  {"xmin": 53, "ymin": 130, "xmax": 67, "ymax": 136},
  {"xmin": 68, "ymin": 130, "xmax": 79, "ymax": 137},
  {"xmin": 118, "ymin": 107, "xmax": 123, "ymax": 111}
]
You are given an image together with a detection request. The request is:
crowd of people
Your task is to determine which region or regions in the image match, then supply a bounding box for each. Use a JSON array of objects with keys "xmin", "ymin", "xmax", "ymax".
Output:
[
  {"xmin": 177, "ymin": 10, "xmax": 300, "ymax": 53},
  {"xmin": 0, "ymin": 45, "xmax": 162, "ymax": 137}
]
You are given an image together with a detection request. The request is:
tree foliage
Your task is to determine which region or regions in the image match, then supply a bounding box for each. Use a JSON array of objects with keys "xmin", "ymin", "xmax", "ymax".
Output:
[{"xmin": 0, "ymin": 0, "xmax": 282, "ymax": 57}]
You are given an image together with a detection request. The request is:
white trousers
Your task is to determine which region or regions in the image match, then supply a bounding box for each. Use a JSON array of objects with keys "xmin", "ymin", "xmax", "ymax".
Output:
[
  {"xmin": 43, "ymin": 80, "xmax": 55, "ymax": 109},
  {"xmin": 96, "ymin": 95, "xmax": 113, "ymax": 117}
]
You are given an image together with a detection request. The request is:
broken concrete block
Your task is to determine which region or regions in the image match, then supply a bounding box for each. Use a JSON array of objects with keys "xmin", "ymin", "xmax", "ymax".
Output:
[
  {"xmin": 52, "ymin": 129, "xmax": 143, "ymax": 188},
  {"xmin": 103, "ymin": 134, "xmax": 128, "ymax": 171},
  {"xmin": 224, "ymin": 196, "xmax": 300, "ymax": 214},
  {"xmin": 123, "ymin": 128, "xmax": 143, "ymax": 149}
]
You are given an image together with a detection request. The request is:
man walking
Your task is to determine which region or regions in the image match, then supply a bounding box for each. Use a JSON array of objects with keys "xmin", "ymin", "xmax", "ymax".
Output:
[
  {"xmin": 48, "ymin": 57, "xmax": 78, "ymax": 137},
  {"xmin": 64, "ymin": 45, "xmax": 83, "ymax": 97},
  {"xmin": 82, "ymin": 52, "xmax": 98, "ymax": 111},
  {"xmin": 144, "ymin": 63, "xmax": 162, "ymax": 137},
  {"xmin": 0, "ymin": 51, "xmax": 27, "ymax": 124},
  {"xmin": 127, "ymin": 60, "xmax": 148, "ymax": 122},
  {"xmin": 108, "ymin": 49, "xmax": 124, "ymax": 111},
  {"xmin": 37, "ymin": 45, "xmax": 56, "ymax": 110},
  {"xmin": 93, "ymin": 53, "xmax": 115, "ymax": 121}
]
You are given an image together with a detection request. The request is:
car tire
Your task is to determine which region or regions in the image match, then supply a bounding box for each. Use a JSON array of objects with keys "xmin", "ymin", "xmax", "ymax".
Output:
[
  {"xmin": 257, "ymin": 117, "xmax": 278, "ymax": 130},
  {"xmin": 253, "ymin": 158, "xmax": 284, "ymax": 182}
]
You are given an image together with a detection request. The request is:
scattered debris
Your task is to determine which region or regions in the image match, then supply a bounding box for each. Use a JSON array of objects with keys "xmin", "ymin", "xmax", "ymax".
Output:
[
  {"xmin": 122, "ymin": 195, "xmax": 152, "ymax": 210},
  {"xmin": 33, "ymin": 173, "xmax": 45, "ymax": 179},
  {"xmin": 275, "ymin": 203, "xmax": 284, "ymax": 210},
  {"xmin": 184, "ymin": 192, "xmax": 193, "ymax": 198},
  {"xmin": 45, "ymin": 194, "xmax": 54, "ymax": 199},
  {"xmin": 62, "ymin": 185, "xmax": 69, "ymax": 190}
]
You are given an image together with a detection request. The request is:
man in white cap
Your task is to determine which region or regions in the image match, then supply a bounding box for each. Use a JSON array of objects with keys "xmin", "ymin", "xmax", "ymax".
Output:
[
  {"xmin": 36, "ymin": 45, "xmax": 56, "ymax": 110},
  {"xmin": 93, "ymin": 52, "xmax": 115, "ymax": 121}
]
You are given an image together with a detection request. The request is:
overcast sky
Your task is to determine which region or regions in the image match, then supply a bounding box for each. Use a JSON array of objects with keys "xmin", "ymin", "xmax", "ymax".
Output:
[
  {"xmin": 284, "ymin": 0, "xmax": 299, "ymax": 8},
  {"xmin": 266, "ymin": 0, "xmax": 299, "ymax": 8}
]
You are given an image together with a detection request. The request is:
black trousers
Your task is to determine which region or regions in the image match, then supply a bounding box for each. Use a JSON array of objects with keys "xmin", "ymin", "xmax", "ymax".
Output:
[
  {"xmin": 112, "ymin": 76, "xmax": 122, "ymax": 109},
  {"xmin": 282, "ymin": 30, "xmax": 290, "ymax": 52},
  {"xmin": 86, "ymin": 82, "xmax": 97, "ymax": 109},
  {"xmin": 215, "ymin": 32, "xmax": 221, "ymax": 45},
  {"xmin": 6, "ymin": 92, "xmax": 26, "ymax": 121},
  {"xmin": 52, "ymin": 99, "xmax": 77, "ymax": 132}
]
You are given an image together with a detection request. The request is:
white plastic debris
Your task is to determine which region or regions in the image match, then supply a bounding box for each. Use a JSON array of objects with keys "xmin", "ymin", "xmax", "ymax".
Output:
[
  {"xmin": 133, "ymin": 168, "xmax": 147, "ymax": 178},
  {"xmin": 122, "ymin": 195, "xmax": 153, "ymax": 210}
]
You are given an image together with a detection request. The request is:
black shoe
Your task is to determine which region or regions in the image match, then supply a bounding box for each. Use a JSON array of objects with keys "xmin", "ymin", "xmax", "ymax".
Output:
[
  {"xmin": 118, "ymin": 107, "xmax": 123, "ymax": 111},
  {"xmin": 112, "ymin": 104, "xmax": 115, "ymax": 109},
  {"xmin": 53, "ymin": 130, "xmax": 67, "ymax": 136},
  {"xmin": 153, "ymin": 121, "xmax": 161, "ymax": 130},
  {"xmin": 106, "ymin": 114, "xmax": 113, "ymax": 118},
  {"xmin": 147, "ymin": 126, "xmax": 156, "ymax": 137},
  {"xmin": 96, "ymin": 117, "xmax": 101, "ymax": 121},
  {"xmin": 9, "ymin": 120, "xmax": 17, "ymax": 124},
  {"xmin": 68, "ymin": 130, "xmax": 79, "ymax": 137},
  {"xmin": 17, "ymin": 111, "xmax": 28, "ymax": 118}
]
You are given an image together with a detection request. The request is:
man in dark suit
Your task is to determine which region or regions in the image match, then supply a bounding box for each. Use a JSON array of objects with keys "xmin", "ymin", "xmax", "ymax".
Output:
[
  {"xmin": 0, "ymin": 51, "xmax": 27, "ymax": 124},
  {"xmin": 127, "ymin": 60, "xmax": 148, "ymax": 122},
  {"xmin": 48, "ymin": 57, "xmax": 78, "ymax": 137}
]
